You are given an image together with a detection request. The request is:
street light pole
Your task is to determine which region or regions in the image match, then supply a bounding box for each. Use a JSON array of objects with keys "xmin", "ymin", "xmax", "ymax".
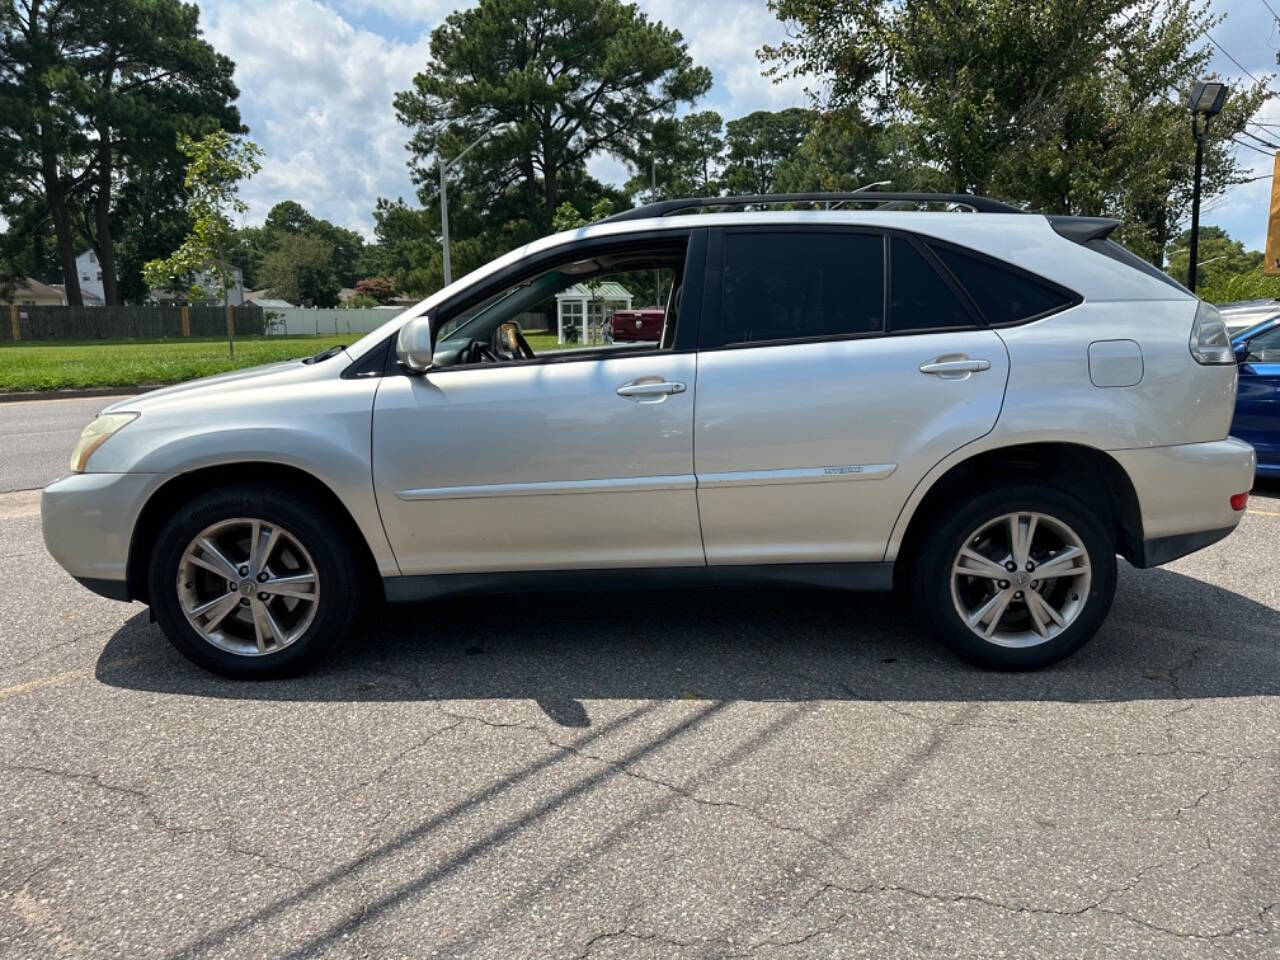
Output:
[
  {"xmin": 1187, "ymin": 80, "xmax": 1228, "ymax": 294},
  {"xmin": 438, "ymin": 158, "xmax": 452, "ymax": 286},
  {"xmin": 1189, "ymin": 130, "xmax": 1204, "ymax": 293},
  {"xmin": 438, "ymin": 125, "xmax": 508, "ymax": 286}
]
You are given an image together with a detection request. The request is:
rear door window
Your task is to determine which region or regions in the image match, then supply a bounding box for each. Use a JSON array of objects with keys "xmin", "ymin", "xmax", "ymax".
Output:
[
  {"xmin": 889, "ymin": 236, "xmax": 976, "ymax": 332},
  {"xmin": 930, "ymin": 244, "xmax": 1076, "ymax": 325},
  {"xmin": 719, "ymin": 231, "xmax": 884, "ymax": 344}
]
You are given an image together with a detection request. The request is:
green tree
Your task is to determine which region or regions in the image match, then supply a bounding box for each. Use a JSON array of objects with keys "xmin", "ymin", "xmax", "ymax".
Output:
[
  {"xmin": 259, "ymin": 232, "xmax": 340, "ymax": 307},
  {"xmin": 761, "ymin": 0, "xmax": 1272, "ymax": 262},
  {"xmin": 393, "ymin": 0, "xmax": 710, "ymax": 224},
  {"xmin": 1165, "ymin": 226, "xmax": 1280, "ymax": 302},
  {"xmin": 627, "ymin": 110, "xmax": 725, "ymax": 199},
  {"xmin": 722, "ymin": 108, "xmax": 814, "ymax": 195},
  {"xmin": 143, "ymin": 131, "xmax": 262, "ymax": 308},
  {"xmin": 238, "ymin": 201, "xmax": 365, "ymax": 290},
  {"xmin": 0, "ymin": 0, "xmax": 240, "ymax": 305},
  {"xmin": 772, "ymin": 109, "xmax": 928, "ymax": 194}
]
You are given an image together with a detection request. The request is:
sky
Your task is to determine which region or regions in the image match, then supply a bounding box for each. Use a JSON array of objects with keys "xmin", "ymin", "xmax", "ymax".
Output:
[{"xmin": 197, "ymin": 0, "xmax": 1280, "ymax": 252}]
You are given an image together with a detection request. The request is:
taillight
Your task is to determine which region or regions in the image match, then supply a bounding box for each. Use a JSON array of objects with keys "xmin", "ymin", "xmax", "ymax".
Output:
[
  {"xmin": 1230, "ymin": 491, "xmax": 1249, "ymax": 511},
  {"xmin": 1189, "ymin": 301, "xmax": 1234, "ymax": 365}
]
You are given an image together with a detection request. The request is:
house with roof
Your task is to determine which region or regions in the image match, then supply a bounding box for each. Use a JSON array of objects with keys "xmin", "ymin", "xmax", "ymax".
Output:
[{"xmin": 5, "ymin": 278, "xmax": 66, "ymax": 305}]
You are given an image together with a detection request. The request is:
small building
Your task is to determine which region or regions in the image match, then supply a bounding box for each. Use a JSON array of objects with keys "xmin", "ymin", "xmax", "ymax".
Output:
[
  {"xmin": 5, "ymin": 278, "xmax": 66, "ymax": 306},
  {"xmin": 245, "ymin": 297, "xmax": 295, "ymax": 310},
  {"xmin": 554, "ymin": 281, "xmax": 633, "ymax": 344}
]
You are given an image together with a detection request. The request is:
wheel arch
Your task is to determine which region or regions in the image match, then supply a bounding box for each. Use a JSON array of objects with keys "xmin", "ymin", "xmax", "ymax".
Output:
[
  {"xmin": 892, "ymin": 442, "xmax": 1143, "ymax": 585},
  {"xmin": 125, "ymin": 461, "xmax": 384, "ymax": 604}
]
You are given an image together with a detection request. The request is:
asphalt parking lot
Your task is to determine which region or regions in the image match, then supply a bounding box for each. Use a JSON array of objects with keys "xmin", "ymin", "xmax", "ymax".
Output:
[{"xmin": 1, "ymin": 396, "xmax": 1278, "ymax": 959}]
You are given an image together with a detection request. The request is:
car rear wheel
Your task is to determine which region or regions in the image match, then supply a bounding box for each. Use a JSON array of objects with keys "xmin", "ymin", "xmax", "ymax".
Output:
[
  {"xmin": 916, "ymin": 485, "xmax": 1117, "ymax": 669},
  {"xmin": 148, "ymin": 485, "xmax": 360, "ymax": 678}
]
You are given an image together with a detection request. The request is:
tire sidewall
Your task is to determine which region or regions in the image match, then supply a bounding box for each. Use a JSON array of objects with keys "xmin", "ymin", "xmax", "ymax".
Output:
[
  {"xmin": 917, "ymin": 485, "xmax": 1117, "ymax": 670},
  {"xmin": 148, "ymin": 486, "xmax": 358, "ymax": 679}
]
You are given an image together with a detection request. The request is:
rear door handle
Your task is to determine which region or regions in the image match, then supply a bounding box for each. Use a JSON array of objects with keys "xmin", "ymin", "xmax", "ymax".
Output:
[
  {"xmin": 617, "ymin": 379, "xmax": 687, "ymax": 400},
  {"xmin": 919, "ymin": 357, "xmax": 991, "ymax": 379}
]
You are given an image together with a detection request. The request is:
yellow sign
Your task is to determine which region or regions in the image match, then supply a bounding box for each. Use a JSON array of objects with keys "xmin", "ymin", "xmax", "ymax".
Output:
[{"xmin": 1266, "ymin": 152, "xmax": 1280, "ymax": 276}]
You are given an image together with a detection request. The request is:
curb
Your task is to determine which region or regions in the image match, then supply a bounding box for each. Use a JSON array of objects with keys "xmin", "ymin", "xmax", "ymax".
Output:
[{"xmin": 0, "ymin": 386, "xmax": 153, "ymax": 404}]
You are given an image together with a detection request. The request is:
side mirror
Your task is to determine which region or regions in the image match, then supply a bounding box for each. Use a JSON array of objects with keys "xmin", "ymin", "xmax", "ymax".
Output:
[
  {"xmin": 396, "ymin": 313, "xmax": 435, "ymax": 373},
  {"xmin": 1233, "ymin": 340, "xmax": 1249, "ymax": 362}
]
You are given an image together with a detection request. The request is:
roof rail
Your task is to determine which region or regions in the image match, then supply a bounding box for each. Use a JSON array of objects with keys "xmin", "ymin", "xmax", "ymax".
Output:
[{"xmin": 597, "ymin": 192, "xmax": 1025, "ymax": 223}]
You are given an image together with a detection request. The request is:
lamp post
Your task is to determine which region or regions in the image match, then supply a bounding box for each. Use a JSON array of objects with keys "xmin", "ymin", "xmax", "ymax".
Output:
[
  {"xmin": 438, "ymin": 125, "xmax": 508, "ymax": 286},
  {"xmin": 1187, "ymin": 80, "xmax": 1228, "ymax": 293}
]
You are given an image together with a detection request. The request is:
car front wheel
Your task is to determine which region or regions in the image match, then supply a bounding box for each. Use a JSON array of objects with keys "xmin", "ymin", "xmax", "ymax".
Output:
[
  {"xmin": 916, "ymin": 485, "xmax": 1117, "ymax": 669},
  {"xmin": 147, "ymin": 486, "xmax": 360, "ymax": 678}
]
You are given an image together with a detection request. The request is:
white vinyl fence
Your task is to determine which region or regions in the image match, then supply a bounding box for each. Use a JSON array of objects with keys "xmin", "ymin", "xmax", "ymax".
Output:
[{"xmin": 264, "ymin": 307, "xmax": 405, "ymax": 337}]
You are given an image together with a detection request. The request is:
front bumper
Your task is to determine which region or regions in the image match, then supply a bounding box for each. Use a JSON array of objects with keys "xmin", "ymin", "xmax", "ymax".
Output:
[
  {"xmin": 1110, "ymin": 437, "xmax": 1256, "ymax": 568},
  {"xmin": 41, "ymin": 472, "xmax": 165, "ymax": 600}
]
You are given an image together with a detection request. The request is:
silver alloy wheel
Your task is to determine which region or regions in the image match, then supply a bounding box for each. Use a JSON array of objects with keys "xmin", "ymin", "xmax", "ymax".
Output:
[
  {"xmin": 176, "ymin": 517, "xmax": 320, "ymax": 657},
  {"xmin": 949, "ymin": 511, "xmax": 1092, "ymax": 649}
]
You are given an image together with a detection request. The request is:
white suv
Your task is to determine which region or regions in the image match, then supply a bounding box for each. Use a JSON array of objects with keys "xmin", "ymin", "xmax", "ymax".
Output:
[{"xmin": 42, "ymin": 192, "xmax": 1255, "ymax": 677}]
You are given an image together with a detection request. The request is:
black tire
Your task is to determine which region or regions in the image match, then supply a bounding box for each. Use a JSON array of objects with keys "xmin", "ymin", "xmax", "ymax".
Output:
[
  {"xmin": 914, "ymin": 484, "xmax": 1117, "ymax": 670},
  {"xmin": 147, "ymin": 485, "xmax": 361, "ymax": 679}
]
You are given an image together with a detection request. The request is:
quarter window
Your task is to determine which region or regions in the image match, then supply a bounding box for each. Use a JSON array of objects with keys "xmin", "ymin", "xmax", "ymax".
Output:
[
  {"xmin": 720, "ymin": 231, "xmax": 884, "ymax": 344},
  {"xmin": 931, "ymin": 244, "xmax": 1075, "ymax": 325},
  {"xmin": 889, "ymin": 237, "xmax": 974, "ymax": 331}
]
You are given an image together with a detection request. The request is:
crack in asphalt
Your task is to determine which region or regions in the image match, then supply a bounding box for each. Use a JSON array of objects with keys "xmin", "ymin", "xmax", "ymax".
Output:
[{"xmin": 2, "ymin": 762, "xmax": 304, "ymax": 881}]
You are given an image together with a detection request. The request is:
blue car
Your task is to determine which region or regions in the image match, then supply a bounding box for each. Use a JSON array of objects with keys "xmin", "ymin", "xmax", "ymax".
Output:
[{"xmin": 1231, "ymin": 317, "xmax": 1280, "ymax": 477}]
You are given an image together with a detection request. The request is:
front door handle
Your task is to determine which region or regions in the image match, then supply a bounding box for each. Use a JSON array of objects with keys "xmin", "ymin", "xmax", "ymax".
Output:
[
  {"xmin": 919, "ymin": 357, "xmax": 991, "ymax": 379},
  {"xmin": 617, "ymin": 379, "xmax": 687, "ymax": 400}
]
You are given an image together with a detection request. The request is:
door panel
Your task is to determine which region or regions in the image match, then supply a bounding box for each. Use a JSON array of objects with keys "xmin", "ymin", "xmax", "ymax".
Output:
[
  {"xmin": 694, "ymin": 331, "xmax": 1009, "ymax": 563},
  {"xmin": 372, "ymin": 353, "xmax": 702, "ymax": 574}
]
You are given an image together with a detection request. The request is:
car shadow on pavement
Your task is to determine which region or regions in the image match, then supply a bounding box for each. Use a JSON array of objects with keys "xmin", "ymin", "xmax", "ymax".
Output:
[{"xmin": 95, "ymin": 563, "xmax": 1280, "ymax": 712}]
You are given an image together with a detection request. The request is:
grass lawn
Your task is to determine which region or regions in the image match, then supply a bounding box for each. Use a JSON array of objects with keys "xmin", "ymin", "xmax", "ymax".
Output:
[
  {"xmin": 0, "ymin": 332, "xmax": 587, "ymax": 392},
  {"xmin": 0, "ymin": 336, "xmax": 350, "ymax": 392}
]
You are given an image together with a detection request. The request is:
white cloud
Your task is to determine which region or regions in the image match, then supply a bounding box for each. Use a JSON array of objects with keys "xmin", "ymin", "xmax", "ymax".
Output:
[
  {"xmin": 200, "ymin": 0, "xmax": 435, "ymax": 237},
  {"xmin": 194, "ymin": 0, "xmax": 803, "ymax": 236}
]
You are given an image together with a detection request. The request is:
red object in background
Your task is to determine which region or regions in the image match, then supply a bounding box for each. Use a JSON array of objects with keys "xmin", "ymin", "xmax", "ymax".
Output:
[
  {"xmin": 1230, "ymin": 491, "xmax": 1250, "ymax": 511},
  {"xmin": 611, "ymin": 308, "xmax": 665, "ymax": 342}
]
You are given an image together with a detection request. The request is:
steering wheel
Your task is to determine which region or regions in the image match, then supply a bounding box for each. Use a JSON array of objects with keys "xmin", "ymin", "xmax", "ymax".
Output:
[{"xmin": 492, "ymin": 322, "xmax": 536, "ymax": 362}]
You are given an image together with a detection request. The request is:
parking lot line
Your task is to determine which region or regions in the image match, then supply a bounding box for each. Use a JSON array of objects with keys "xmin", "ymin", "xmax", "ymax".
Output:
[{"xmin": 0, "ymin": 655, "xmax": 142, "ymax": 700}]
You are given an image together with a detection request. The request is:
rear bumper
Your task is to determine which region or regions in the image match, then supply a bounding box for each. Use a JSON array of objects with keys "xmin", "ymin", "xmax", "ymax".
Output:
[
  {"xmin": 41, "ymin": 471, "xmax": 164, "ymax": 600},
  {"xmin": 1111, "ymin": 437, "xmax": 1256, "ymax": 568}
]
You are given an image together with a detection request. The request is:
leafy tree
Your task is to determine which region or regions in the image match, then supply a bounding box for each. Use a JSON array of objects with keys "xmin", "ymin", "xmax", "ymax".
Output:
[
  {"xmin": 627, "ymin": 110, "xmax": 725, "ymax": 199},
  {"xmin": 263, "ymin": 200, "xmax": 314, "ymax": 235},
  {"xmin": 393, "ymin": 0, "xmax": 710, "ymax": 222},
  {"xmin": 143, "ymin": 131, "xmax": 262, "ymax": 307},
  {"xmin": 722, "ymin": 108, "xmax": 814, "ymax": 195},
  {"xmin": 0, "ymin": 0, "xmax": 240, "ymax": 305},
  {"xmin": 1164, "ymin": 226, "xmax": 1280, "ymax": 302},
  {"xmin": 259, "ymin": 232, "xmax": 340, "ymax": 307},
  {"xmin": 238, "ymin": 201, "xmax": 365, "ymax": 290},
  {"xmin": 761, "ymin": 0, "xmax": 1272, "ymax": 262},
  {"xmin": 772, "ymin": 109, "xmax": 931, "ymax": 194}
]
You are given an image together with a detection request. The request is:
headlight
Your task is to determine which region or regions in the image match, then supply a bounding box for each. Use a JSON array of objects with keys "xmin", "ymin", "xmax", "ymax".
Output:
[
  {"xmin": 69, "ymin": 413, "xmax": 138, "ymax": 473},
  {"xmin": 1189, "ymin": 301, "xmax": 1233, "ymax": 365}
]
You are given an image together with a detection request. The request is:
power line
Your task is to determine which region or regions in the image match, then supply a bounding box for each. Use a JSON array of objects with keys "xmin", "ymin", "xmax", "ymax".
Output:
[
  {"xmin": 1232, "ymin": 135, "xmax": 1277, "ymax": 156},
  {"xmin": 1259, "ymin": 0, "xmax": 1280, "ymax": 23},
  {"xmin": 1239, "ymin": 128, "xmax": 1280, "ymax": 149},
  {"xmin": 1208, "ymin": 31, "xmax": 1269, "ymax": 89}
]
